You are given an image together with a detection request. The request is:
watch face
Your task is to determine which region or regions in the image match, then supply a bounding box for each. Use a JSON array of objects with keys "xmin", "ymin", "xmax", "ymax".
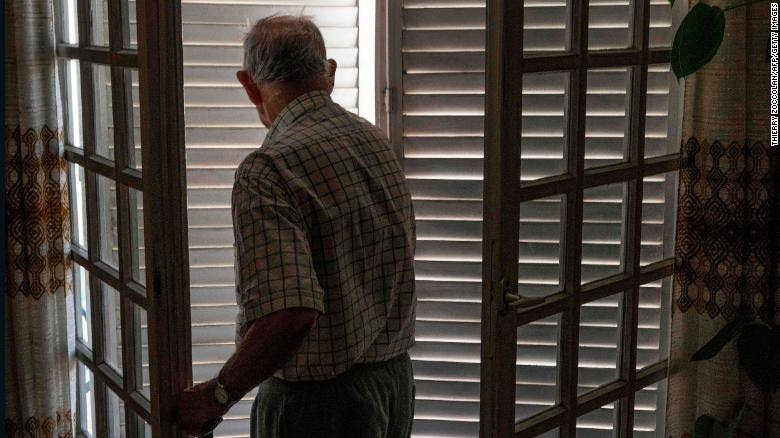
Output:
[{"xmin": 214, "ymin": 385, "xmax": 230, "ymax": 405}]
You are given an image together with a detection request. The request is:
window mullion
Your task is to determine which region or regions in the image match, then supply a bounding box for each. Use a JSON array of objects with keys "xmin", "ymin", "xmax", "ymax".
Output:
[
  {"xmin": 79, "ymin": 62, "xmax": 96, "ymax": 161},
  {"xmin": 76, "ymin": 0, "xmax": 90, "ymax": 47},
  {"xmin": 93, "ymin": 379, "xmax": 111, "ymax": 438},
  {"xmin": 616, "ymin": 0, "xmax": 652, "ymax": 430},
  {"xmin": 617, "ymin": 177, "xmax": 642, "ymax": 435},
  {"xmin": 557, "ymin": 0, "xmax": 589, "ymax": 434},
  {"xmin": 480, "ymin": 0, "xmax": 525, "ymax": 436},
  {"xmin": 136, "ymin": 0, "xmax": 192, "ymax": 435},
  {"xmin": 86, "ymin": 237, "xmax": 109, "ymax": 436},
  {"xmin": 557, "ymin": 80, "xmax": 585, "ymax": 438}
]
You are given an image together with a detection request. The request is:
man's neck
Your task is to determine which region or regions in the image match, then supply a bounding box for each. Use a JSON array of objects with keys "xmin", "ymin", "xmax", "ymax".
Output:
[{"xmin": 262, "ymin": 80, "xmax": 329, "ymax": 125}]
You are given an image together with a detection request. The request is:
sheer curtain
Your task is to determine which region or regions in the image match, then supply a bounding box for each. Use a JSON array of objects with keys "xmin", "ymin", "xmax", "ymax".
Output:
[
  {"xmin": 4, "ymin": 0, "xmax": 75, "ymax": 435},
  {"xmin": 666, "ymin": 1, "xmax": 779, "ymax": 436}
]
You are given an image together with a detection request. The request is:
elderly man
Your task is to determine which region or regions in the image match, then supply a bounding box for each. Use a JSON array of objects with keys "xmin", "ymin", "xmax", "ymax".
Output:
[{"xmin": 174, "ymin": 15, "xmax": 417, "ymax": 438}]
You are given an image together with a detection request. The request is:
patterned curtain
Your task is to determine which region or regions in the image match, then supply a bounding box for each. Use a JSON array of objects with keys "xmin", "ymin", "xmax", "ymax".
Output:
[
  {"xmin": 5, "ymin": 0, "xmax": 76, "ymax": 436},
  {"xmin": 665, "ymin": 1, "xmax": 779, "ymax": 437}
]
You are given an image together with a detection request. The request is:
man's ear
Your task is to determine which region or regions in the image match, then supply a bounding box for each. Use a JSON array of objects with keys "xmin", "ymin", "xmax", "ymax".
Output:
[
  {"xmin": 326, "ymin": 59, "xmax": 337, "ymax": 93},
  {"xmin": 236, "ymin": 70, "xmax": 263, "ymax": 106}
]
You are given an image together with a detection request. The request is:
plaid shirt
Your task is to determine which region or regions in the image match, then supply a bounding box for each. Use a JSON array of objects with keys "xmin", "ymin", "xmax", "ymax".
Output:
[{"xmin": 232, "ymin": 90, "xmax": 416, "ymax": 381}]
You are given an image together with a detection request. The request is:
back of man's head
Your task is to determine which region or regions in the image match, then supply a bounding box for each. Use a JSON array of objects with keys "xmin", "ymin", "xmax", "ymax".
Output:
[{"xmin": 243, "ymin": 15, "xmax": 329, "ymax": 86}]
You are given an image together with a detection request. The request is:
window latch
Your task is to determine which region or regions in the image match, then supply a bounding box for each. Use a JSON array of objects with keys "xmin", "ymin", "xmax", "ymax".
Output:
[{"xmin": 501, "ymin": 278, "xmax": 545, "ymax": 309}]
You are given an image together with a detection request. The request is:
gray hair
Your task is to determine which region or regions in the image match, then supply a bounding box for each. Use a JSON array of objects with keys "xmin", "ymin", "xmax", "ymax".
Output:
[{"xmin": 243, "ymin": 15, "xmax": 329, "ymax": 84}]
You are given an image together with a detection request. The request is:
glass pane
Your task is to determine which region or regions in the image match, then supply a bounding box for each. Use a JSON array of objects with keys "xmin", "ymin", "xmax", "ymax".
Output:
[
  {"xmin": 128, "ymin": 70, "xmax": 141, "ymax": 169},
  {"xmin": 640, "ymin": 172, "xmax": 676, "ymax": 266},
  {"xmin": 581, "ymin": 183, "xmax": 626, "ymax": 284},
  {"xmin": 102, "ymin": 282, "xmax": 123, "ymax": 374},
  {"xmin": 645, "ymin": 64, "xmax": 674, "ymax": 159},
  {"xmin": 123, "ymin": 0, "xmax": 137, "ymax": 49},
  {"xmin": 516, "ymin": 314, "xmax": 560, "ymax": 421},
  {"xmin": 649, "ymin": 0, "xmax": 673, "ymax": 48},
  {"xmin": 130, "ymin": 188, "xmax": 145, "ymax": 285},
  {"xmin": 577, "ymin": 402, "xmax": 617, "ymax": 437},
  {"xmin": 142, "ymin": 415, "xmax": 152, "ymax": 438},
  {"xmin": 589, "ymin": 0, "xmax": 633, "ymax": 50},
  {"xmin": 519, "ymin": 195, "xmax": 564, "ymax": 298},
  {"xmin": 522, "ymin": 72, "xmax": 568, "ymax": 181},
  {"xmin": 637, "ymin": 277, "xmax": 671, "ymax": 370},
  {"xmin": 524, "ymin": 0, "xmax": 570, "ymax": 52},
  {"xmin": 91, "ymin": 0, "xmax": 110, "ymax": 46},
  {"xmin": 134, "ymin": 303, "xmax": 150, "ymax": 399},
  {"xmin": 61, "ymin": 0, "xmax": 78, "ymax": 43},
  {"xmin": 578, "ymin": 293, "xmax": 622, "ymax": 394},
  {"xmin": 585, "ymin": 68, "xmax": 632, "ymax": 169},
  {"xmin": 64, "ymin": 59, "xmax": 83, "ymax": 148},
  {"xmin": 130, "ymin": 411, "xmax": 152, "ymax": 438},
  {"xmin": 69, "ymin": 163, "xmax": 88, "ymax": 248},
  {"xmin": 74, "ymin": 264, "xmax": 92, "ymax": 348},
  {"xmin": 97, "ymin": 174, "xmax": 119, "ymax": 269},
  {"xmin": 77, "ymin": 362, "xmax": 97, "ymax": 436},
  {"xmin": 107, "ymin": 388, "xmax": 127, "ymax": 437},
  {"xmin": 634, "ymin": 380, "xmax": 667, "ymax": 437},
  {"xmin": 92, "ymin": 63, "xmax": 114, "ymax": 161}
]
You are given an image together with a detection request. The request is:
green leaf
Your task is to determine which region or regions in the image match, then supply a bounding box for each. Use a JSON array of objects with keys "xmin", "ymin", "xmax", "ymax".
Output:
[
  {"xmin": 668, "ymin": 0, "xmax": 675, "ymax": 7},
  {"xmin": 695, "ymin": 415, "xmax": 717, "ymax": 438},
  {"xmin": 691, "ymin": 312, "xmax": 750, "ymax": 361},
  {"xmin": 671, "ymin": 3, "xmax": 725, "ymax": 79}
]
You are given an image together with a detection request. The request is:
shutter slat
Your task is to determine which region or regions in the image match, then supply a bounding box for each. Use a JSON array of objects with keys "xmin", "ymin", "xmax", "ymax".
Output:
[
  {"xmin": 181, "ymin": 4, "xmax": 357, "ymax": 25},
  {"xmin": 182, "ymin": 46, "xmax": 358, "ymax": 67}
]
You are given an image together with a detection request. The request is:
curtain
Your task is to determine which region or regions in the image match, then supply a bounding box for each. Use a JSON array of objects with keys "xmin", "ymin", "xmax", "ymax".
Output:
[
  {"xmin": 4, "ymin": 0, "xmax": 75, "ymax": 436},
  {"xmin": 665, "ymin": 1, "xmax": 779, "ymax": 437}
]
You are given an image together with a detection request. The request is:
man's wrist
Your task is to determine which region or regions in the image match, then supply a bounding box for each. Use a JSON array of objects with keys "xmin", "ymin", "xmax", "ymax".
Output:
[{"xmin": 213, "ymin": 372, "xmax": 239, "ymax": 411}]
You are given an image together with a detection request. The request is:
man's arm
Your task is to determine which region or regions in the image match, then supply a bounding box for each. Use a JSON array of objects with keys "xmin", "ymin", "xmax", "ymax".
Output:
[
  {"xmin": 173, "ymin": 307, "xmax": 319, "ymax": 436},
  {"xmin": 175, "ymin": 162, "xmax": 327, "ymax": 436},
  {"xmin": 220, "ymin": 307, "xmax": 320, "ymax": 398}
]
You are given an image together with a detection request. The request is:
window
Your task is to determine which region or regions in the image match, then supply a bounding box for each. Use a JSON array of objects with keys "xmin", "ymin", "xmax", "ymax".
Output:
[
  {"xmin": 56, "ymin": 0, "xmax": 153, "ymax": 435},
  {"xmin": 476, "ymin": 0, "xmax": 683, "ymax": 436},
  {"xmin": 59, "ymin": 0, "xmax": 191, "ymax": 436},
  {"xmin": 56, "ymin": 0, "xmax": 682, "ymax": 436}
]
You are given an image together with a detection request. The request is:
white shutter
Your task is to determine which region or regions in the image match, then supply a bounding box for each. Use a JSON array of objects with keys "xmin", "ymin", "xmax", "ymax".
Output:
[
  {"xmin": 181, "ymin": 2, "xmax": 361, "ymax": 436},
  {"xmin": 401, "ymin": 1, "xmax": 676, "ymax": 437}
]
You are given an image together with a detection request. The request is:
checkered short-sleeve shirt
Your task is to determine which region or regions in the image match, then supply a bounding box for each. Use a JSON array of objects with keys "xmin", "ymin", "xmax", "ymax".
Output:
[{"xmin": 232, "ymin": 90, "xmax": 416, "ymax": 381}]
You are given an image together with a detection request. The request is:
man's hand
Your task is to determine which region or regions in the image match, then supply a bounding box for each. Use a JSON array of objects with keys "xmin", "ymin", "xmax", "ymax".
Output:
[
  {"xmin": 173, "ymin": 308, "xmax": 318, "ymax": 436},
  {"xmin": 173, "ymin": 379, "xmax": 226, "ymax": 437}
]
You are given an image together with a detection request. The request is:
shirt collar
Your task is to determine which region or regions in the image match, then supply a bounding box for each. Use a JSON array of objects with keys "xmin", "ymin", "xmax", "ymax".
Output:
[{"xmin": 264, "ymin": 90, "xmax": 333, "ymax": 144}]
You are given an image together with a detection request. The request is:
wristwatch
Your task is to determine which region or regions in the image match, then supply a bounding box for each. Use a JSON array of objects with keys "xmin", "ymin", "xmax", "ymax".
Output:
[{"xmin": 213, "ymin": 373, "xmax": 238, "ymax": 410}]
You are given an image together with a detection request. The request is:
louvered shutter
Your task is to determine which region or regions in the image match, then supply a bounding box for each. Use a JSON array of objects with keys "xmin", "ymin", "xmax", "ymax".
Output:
[
  {"xmin": 181, "ymin": 2, "xmax": 362, "ymax": 436},
  {"xmin": 401, "ymin": 1, "xmax": 677, "ymax": 437}
]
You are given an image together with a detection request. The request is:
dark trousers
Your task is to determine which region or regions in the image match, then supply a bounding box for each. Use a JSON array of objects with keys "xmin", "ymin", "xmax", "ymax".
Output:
[{"xmin": 250, "ymin": 352, "xmax": 415, "ymax": 438}]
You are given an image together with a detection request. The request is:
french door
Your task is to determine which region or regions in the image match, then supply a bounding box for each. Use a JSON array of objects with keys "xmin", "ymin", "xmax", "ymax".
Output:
[
  {"xmin": 58, "ymin": 0, "xmax": 191, "ymax": 436},
  {"xmin": 479, "ymin": 0, "xmax": 680, "ymax": 436}
]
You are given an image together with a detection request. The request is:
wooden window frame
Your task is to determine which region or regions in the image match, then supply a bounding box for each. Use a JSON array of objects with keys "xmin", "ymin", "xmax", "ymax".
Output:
[
  {"xmin": 479, "ymin": 0, "xmax": 679, "ymax": 437},
  {"xmin": 56, "ymin": 0, "xmax": 191, "ymax": 437}
]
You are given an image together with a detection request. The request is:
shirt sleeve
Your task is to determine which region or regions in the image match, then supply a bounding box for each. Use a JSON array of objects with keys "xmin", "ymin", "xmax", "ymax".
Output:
[{"xmin": 231, "ymin": 159, "xmax": 325, "ymax": 336}]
